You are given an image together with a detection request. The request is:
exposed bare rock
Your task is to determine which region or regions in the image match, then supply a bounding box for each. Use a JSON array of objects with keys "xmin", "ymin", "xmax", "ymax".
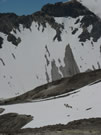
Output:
[
  {"xmin": 79, "ymin": 14, "xmax": 101, "ymax": 42},
  {"xmin": 42, "ymin": 0, "xmax": 93, "ymax": 17},
  {"xmin": 0, "ymin": 37, "xmax": 3, "ymax": 48},
  {"xmin": 0, "ymin": 13, "xmax": 33, "ymax": 34},
  {"xmin": 51, "ymin": 59, "xmax": 62, "ymax": 81},
  {"xmin": 0, "ymin": 13, "xmax": 32, "ymax": 46},
  {"xmin": 7, "ymin": 33, "xmax": 21, "ymax": 46},
  {"xmin": 0, "ymin": 108, "xmax": 5, "ymax": 114},
  {"xmin": 0, "ymin": 113, "xmax": 33, "ymax": 132},
  {"xmin": 50, "ymin": 44, "xmax": 80, "ymax": 82},
  {"xmin": 60, "ymin": 44, "xmax": 80, "ymax": 77}
]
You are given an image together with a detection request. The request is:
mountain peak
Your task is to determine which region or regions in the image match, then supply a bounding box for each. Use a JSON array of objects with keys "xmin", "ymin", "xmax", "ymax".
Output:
[{"xmin": 41, "ymin": 0, "xmax": 93, "ymax": 17}]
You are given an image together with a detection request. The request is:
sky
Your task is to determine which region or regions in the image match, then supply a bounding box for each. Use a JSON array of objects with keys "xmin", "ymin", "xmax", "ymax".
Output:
[{"xmin": 0, "ymin": 0, "xmax": 68, "ymax": 16}]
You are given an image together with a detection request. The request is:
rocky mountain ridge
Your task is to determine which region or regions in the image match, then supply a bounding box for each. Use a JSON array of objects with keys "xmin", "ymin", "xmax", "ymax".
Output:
[
  {"xmin": 0, "ymin": 0, "xmax": 101, "ymax": 47},
  {"xmin": 0, "ymin": 69, "xmax": 100, "ymax": 105}
]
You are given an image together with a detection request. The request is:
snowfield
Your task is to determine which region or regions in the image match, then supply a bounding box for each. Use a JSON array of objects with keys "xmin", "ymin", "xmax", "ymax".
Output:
[{"xmin": 1, "ymin": 81, "xmax": 101, "ymax": 128}]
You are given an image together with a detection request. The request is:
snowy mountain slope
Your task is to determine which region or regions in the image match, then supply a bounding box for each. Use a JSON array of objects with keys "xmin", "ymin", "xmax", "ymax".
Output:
[
  {"xmin": 77, "ymin": 0, "xmax": 101, "ymax": 18},
  {"xmin": 0, "ymin": 0, "xmax": 101, "ymax": 98},
  {"xmin": 1, "ymin": 80, "xmax": 101, "ymax": 128},
  {"xmin": 0, "ymin": 21, "xmax": 80, "ymax": 98}
]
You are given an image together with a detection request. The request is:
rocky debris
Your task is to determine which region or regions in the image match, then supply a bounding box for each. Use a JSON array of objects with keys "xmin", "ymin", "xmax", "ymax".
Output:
[
  {"xmin": 0, "ymin": 108, "xmax": 5, "ymax": 114},
  {"xmin": 46, "ymin": 44, "xmax": 80, "ymax": 82},
  {"xmin": 0, "ymin": 113, "xmax": 33, "ymax": 132},
  {"xmin": 0, "ymin": 69, "xmax": 101, "ymax": 105},
  {"xmin": 1, "ymin": 118, "xmax": 101, "ymax": 135},
  {"xmin": 0, "ymin": 13, "xmax": 18, "ymax": 34}
]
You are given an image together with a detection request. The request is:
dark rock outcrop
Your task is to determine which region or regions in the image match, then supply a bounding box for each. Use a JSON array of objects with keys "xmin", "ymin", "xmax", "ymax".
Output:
[
  {"xmin": 1, "ymin": 118, "xmax": 101, "ymax": 135},
  {"xmin": 0, "ymin": 113, "xmax": 33, "ymax": 132},
  {"xmin": 79, "ymin": 27, "xmax": 90, "ymax": 42},
  {"xmin": 0, "ymin": 13, "xmax": 33, "ymax": 34},
  {"xmin": 79, "ymin": 14, "xmax": 101, "ymax": 42},
  {"xmin": 0, "ymin": 37, "xmax": 3, "ymax": 48},
  {"xmin": 42, "ymin": 0, "xmax": 93, "ymax": 17},
  {"xmin": 0, "ymin": 108, "xmax": 5, "ymax": 114},
  {"xmin": 72, "ymin": 28, "xmax": 78, "ymax": 35},
  {"xmin": 7, "ymin": 33, "xmax": 21, "ymax": 46},
  {"xmin": 51, "ymin": 59, "xmax": 62, "ymax": 81}
]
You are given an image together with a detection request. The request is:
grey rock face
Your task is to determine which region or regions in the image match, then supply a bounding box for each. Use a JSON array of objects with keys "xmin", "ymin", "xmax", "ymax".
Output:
[
  {"xmin": 51, "ymin": 59, "xmax": 62, "ymax": 81},
  {"xmin": 51, "ymin": 44, "xmax": 80, "ymax": 82},
  {"xmin": 60, "ymin": 44, "xmax": 80, "ymax": 77}
]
